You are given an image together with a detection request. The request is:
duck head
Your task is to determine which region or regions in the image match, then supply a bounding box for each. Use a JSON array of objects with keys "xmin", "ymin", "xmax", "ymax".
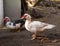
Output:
[
  {"xmin": 22, "ymin": 13, "xmax": 32, "ymax": 20},
  {"xmin": 4, "ymin": 16, "xmax": 10, "ymax": 22}
]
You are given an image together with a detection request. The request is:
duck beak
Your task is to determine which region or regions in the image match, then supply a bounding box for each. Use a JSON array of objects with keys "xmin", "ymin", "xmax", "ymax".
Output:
[
  {"xmin": 22, "ymin": 15, "xmax": 27, "ymax": 19},
  {"xmin": 22, "ymin": 16, "xmax": 25, "ymax": 19},
  {"xmin": 3, "ymin": 18, "xmax": 6, "ymax": 21}
]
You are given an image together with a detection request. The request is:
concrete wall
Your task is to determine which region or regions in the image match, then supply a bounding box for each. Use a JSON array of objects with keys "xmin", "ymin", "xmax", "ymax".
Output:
[
  {"xmin": 0, "ymin": 0, "xmax": 3, "ymax": 27},
  {"xmin": 4, "ymin": 0, "xmax": 21, "ymax": 21}
]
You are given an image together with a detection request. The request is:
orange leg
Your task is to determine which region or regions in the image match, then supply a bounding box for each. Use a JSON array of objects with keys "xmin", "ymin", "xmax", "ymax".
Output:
[
  {"xmin": 31, "ymin": 34, "xmax": 36, "ymax": 40},
  {"xmin": 31, "ymin": 32, "xmax": 37, "ymax": 40},
  {"xmin": 40, "ymin": 37, "xmax": 48, "ymax": 43}
]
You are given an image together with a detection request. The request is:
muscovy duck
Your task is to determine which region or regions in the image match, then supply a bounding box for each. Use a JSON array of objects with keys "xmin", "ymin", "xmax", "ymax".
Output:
[
  {"xmin": 4, "ymin": 16, "xmax": 25, "ymax": 32},
  {"xmin": 22, "ymin": 13, "xmax": 56, "ymax": 40}
]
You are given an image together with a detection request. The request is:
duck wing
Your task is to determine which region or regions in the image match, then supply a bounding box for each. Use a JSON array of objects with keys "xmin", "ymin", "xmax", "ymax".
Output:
[{"xmin": 29, "ymin": 21, "xmax": 55, "ymax": 30}]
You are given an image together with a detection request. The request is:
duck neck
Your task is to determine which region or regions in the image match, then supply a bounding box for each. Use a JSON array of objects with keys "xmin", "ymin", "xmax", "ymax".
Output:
[
  {"xmin": 25, "ymin": 19, "xmax": 31, "ymax": 24},
  {"xmin": 25, "ymin": 19, "xmax": 31, "ymax": 30}
]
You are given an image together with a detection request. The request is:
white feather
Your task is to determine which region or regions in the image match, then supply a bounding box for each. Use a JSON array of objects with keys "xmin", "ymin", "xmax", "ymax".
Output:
[
  {"xmin": 43, "ymin": 24, "xmax": 55, "ymax": 29},
  {"xmin": 6, "ymin": 21, "xmax": 20, "ymax": 29}
]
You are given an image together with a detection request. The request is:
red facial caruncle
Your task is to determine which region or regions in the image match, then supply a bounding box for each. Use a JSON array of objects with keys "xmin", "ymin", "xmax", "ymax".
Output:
[{"xmin": 22, "ymin": 13, "xmax": 28, "ymax": 19}]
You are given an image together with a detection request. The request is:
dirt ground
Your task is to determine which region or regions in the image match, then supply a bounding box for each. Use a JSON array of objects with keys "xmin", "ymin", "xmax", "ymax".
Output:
[{"xmin": 0, "ymin": 7, "xmax": 60, "ymax": 46}]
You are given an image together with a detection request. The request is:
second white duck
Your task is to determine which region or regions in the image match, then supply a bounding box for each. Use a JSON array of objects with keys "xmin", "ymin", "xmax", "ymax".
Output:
[{"xmin": 22, "ymin": 13, "xmax": 56, "ymax": 40}]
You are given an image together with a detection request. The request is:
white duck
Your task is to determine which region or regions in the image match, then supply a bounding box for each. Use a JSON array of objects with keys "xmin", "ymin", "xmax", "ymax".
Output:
[
  {"xmin": 22, "ymin": 13, "xmax": 56, "ymax": 40},
  {"xmin": 4, "ymin": 17, "xmax": 25, "ymax": 32},
  {"xmin": 4, "ymin": 17, "xmax": 20, "ymax": 29}
]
